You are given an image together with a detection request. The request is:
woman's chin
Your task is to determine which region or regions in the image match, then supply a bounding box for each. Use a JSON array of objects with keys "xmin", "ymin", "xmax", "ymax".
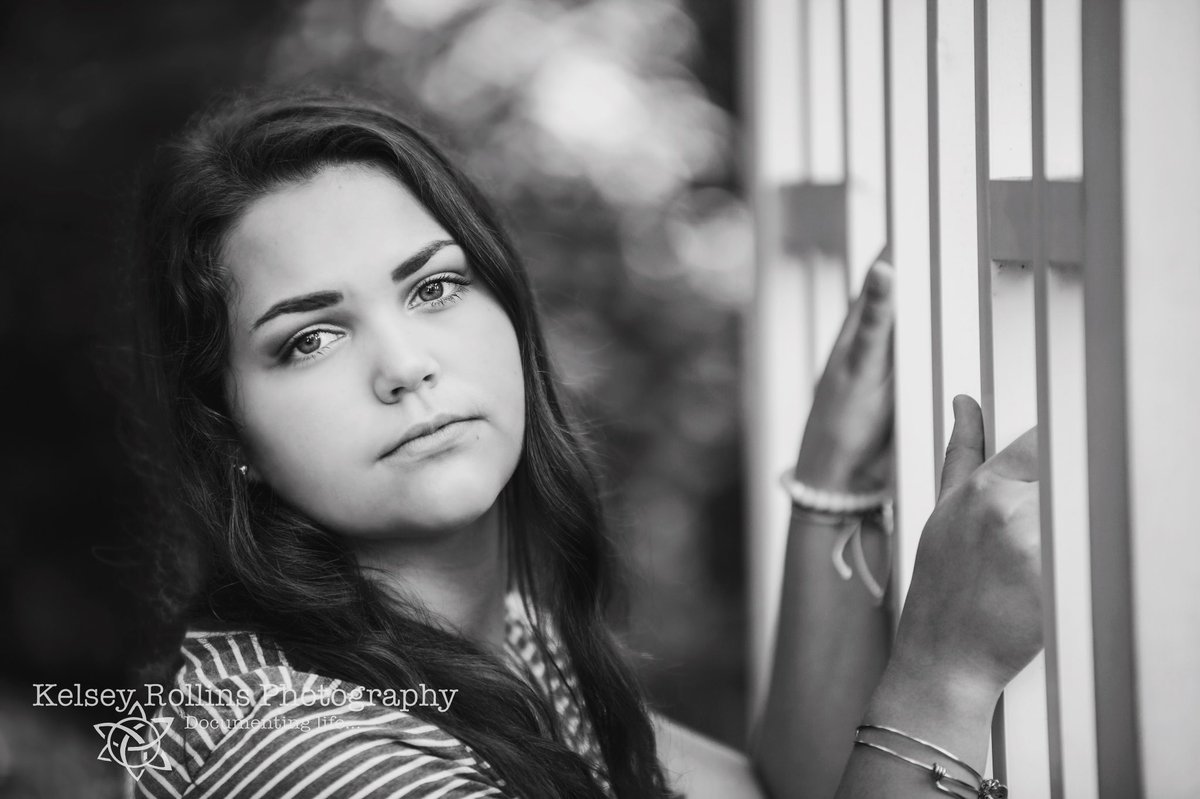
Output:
[
  {"xmin": 281, "ymin": 455, "xmax": 514, "ymax": 541},
  {"xmin": 345, "ymin": 490, "xmax": 503, "ymax": 541}
]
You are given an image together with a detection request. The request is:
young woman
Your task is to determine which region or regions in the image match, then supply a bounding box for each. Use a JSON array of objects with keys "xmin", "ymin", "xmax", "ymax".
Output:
[{"xmin": 127, "ymin": 90, "xmax": 1040, "ymax": 798}]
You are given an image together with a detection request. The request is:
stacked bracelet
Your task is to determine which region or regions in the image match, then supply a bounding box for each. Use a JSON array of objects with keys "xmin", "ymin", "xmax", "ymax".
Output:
[
  {"xmin": 779, "ymin": 470, "xmax": 894, "ymax": 604},
  {"xmin": 854, "ymin": 724, "xmax": 1008, "ymax": 799}
]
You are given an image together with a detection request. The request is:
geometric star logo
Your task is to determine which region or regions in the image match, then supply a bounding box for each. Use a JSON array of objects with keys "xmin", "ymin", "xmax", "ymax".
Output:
[{"xmin": 93, "ymin": 701, "xmax": 173, "ymax": 781}]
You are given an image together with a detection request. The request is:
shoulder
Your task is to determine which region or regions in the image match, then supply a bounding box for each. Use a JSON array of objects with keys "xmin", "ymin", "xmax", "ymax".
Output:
[{"xmin": 134, "ymin": 629, "xmax": 508, "ymax": 799}]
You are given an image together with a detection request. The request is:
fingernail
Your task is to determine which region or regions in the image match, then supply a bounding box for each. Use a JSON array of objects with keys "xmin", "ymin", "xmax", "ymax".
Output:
[{"xmin": 951, "ymin": 395, "xmax": 962, "ymax": 422}]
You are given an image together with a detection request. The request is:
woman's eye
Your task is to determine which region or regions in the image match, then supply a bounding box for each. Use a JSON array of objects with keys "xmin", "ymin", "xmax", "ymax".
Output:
[
  {"xmin": 412, "ymin": 274, "xmax": 472, "ymax": 309},
  {"xmin": 295, "ymin": 332, "xmax": 324, "ymax": 354},
  {"xmin": 417, "ymin": 281, "xmax": 446, "ymax": 302},
  {"xmin": 284, "ymin": 329, "xmax": 343, "ymax": 362}
]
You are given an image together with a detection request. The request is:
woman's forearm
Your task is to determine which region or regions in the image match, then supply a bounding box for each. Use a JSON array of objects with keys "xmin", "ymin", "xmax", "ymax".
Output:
[
  {"xmin": 832, "ymin": 657, "xmax": 999, "ymax": 798},
  {"xmin": 749, "ymin": 509, "xmax": 891, "ymax": 799}
]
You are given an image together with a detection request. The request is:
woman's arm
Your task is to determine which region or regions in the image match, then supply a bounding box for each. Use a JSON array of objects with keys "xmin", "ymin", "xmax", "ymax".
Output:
[
  {"xmin": 652, "ymin": 262, "xmax": 896, "ymax": 798},
  {"xmin": 654, "ymin": 506, "xmax": 889, "ymax": 799},
  {"xmin": 748, "ymin": 509, "xmax": 891, "ymax": 798},
  {"xmin": 749, "ymin": 260, "xmax": 897, "ymax": 798},
  {"xmin": 834, "ymin": 411, "xmax": 1041, "ymax": 797}
]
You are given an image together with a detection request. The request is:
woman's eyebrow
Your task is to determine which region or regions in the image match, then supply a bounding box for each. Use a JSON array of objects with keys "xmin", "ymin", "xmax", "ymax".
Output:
[
  {"xmin": 252, "ymin": 291, "xmax": 344, "ymax": 331},
  {"xmin": 251, "ymin": 239, "xmax": 458, "ymax": 331},
  {"xmin": 391, "ymin": 238, "xmax": 457, "ymax": 283}
]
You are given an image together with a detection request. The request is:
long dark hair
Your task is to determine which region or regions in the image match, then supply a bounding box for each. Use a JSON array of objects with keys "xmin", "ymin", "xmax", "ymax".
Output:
[{"xmin": 127, "ymin": 88, "xmax": 671, "ymax": 798}]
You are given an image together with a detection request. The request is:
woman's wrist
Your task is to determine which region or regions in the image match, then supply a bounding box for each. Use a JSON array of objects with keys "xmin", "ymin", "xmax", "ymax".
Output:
[
  {"xmin": 793, "ymin": 443, "xmax": 888, "ymax": 495},
  {"xmin": 863, "ymin": 656, "xmax": 1002, "ymax": 774}
]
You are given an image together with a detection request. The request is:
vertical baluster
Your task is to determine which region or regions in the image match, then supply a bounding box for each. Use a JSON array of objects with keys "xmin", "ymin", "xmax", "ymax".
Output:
[
  {"xmin": 743, "ymin": 0, "xmax": 850, "ymax": 718},
  {"xmin": 1101, "ymin": 2, "xmax": 1200, "ymax": 796},
  {"xmin": 1033, "ymin": 0, "xmax": 1095, "ymax": 796},
  {"xmin": 742, "ymin": 0, "xmax": 811, "ymax": 717},
  {"xmin": 1079, "ymin": 2, "xmax": 1136, "ymax": 795},
  {"xmin": 981, "ymin": 1, "xmax": 1054, "ymax": 795},
  {"xmin": 931, "ymin": 0, "xmax": 983, "ymax": 470},
  {"xmin": 886, "ymin": 0, "xmax": 937, "ymax": 609},
  {"xmin": 845, "ymin": 0, "xmax": 888, "ymax": 287},
  {"xmin": 930, "ymin": 0, "xmax": 992, "ymax": 777}
]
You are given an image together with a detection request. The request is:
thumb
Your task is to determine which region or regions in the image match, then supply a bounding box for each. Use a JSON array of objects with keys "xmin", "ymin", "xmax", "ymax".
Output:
[{"xmin": 939, "ymin": 395, "xmax": 985, "ymax": 498}]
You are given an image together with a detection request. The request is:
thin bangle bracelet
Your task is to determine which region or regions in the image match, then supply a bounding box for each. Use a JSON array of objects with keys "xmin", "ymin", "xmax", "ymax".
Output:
[
  {"xmin": 857, "ymin": 723, "xmax": 984, "ymax": 784},
  {"xmin": 854, "ymin": 739, "xmax": 978, "ymax": 798}
]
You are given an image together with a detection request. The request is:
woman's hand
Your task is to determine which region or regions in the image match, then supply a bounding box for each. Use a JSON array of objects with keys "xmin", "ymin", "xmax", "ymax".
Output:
[
  {"xmin": 834, "ymin": 400, "xmax": 1042, "ymax": 793},
  {"xmin": 873, "ymin": 397, "xmax": 1044, "ymax": 735},
  {"xmin": 793, "ymin": 257, "xmax": 895, "ymax": 493}
]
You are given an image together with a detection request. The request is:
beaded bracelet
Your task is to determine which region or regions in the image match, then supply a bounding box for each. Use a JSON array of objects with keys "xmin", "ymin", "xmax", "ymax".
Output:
[
  {"xmin": 778, "ymin": 471, "xmax": 892, "ymax": 514},
  {"xmin": 779, "ymin": 470, "xmax": 894, "ymax": 604}
]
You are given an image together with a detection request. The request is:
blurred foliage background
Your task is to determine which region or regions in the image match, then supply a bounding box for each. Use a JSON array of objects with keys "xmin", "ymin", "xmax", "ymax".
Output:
[{"xmin": 0, "ymin": 0, "xmax": 749, "ymax": 793}]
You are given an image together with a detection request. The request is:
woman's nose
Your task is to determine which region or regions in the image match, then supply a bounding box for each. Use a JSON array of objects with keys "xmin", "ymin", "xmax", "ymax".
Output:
[{"xmin": 371, "ymin": 328, "xmax": 440, "ymax": 403}]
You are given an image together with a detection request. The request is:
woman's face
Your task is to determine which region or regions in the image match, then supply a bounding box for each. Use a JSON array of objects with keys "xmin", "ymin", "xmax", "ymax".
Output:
[{"xmin": 221, "ymin": 164, "xmax": 525, "ymax": 540}]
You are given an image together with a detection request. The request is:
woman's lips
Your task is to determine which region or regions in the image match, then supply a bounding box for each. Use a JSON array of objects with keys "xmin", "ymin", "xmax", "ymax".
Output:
[{"xmin": 382, "ymin": 418, "xmax": 478, "ymax": 459}]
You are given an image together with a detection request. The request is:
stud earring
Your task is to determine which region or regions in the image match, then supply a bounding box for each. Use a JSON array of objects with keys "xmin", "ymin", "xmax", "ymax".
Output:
[{"xmin": 237, "ymin": 464, "xmax": 249, "ymax": 477}]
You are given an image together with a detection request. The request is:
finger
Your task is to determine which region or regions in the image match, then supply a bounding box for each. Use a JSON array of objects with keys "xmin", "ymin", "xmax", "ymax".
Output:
[
  {"xmin": 939, "ymin": 395, "xmax": 985, "ymax": 498},
  {"xmin": 828, "ymin": 247, "xmax": 891, "ymax": 358},
  {"xmin": 846, "ymin": 258, "xmax": 895, "ymax": 376},
  {"xmin": 829, "ymin": 275, "xmax": 870, "ymax": 359},
  {"xmin": 981, "ymin": 425, "xmax": 1039, "ymax": 483}
]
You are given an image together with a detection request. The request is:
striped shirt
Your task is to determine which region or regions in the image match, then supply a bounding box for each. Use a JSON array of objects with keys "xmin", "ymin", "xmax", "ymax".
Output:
[{"xmin": 135, "ymin": 593, "xmax": 611, "ymax": 798}]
